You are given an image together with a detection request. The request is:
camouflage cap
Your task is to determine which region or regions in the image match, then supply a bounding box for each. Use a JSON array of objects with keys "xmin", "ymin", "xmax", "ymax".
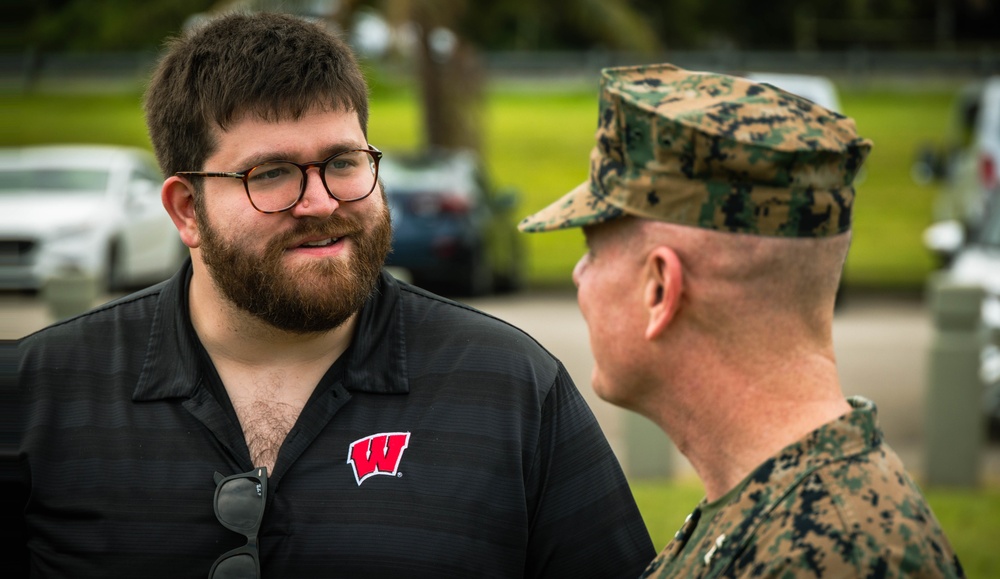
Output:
[{"xmin": 518, "ymin": 63, "xmax": 873, "ymax": 237}]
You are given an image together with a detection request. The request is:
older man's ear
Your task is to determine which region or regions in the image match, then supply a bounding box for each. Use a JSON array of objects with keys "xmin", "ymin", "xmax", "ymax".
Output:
[{"xmin": 644, "ymin": 246, "xmax": 683, "ymax": 341}]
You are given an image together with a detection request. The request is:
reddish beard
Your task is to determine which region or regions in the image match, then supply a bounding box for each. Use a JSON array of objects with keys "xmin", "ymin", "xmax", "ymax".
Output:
[{"xmin": 197, "ymin": 201, "xmax": 392, "ymax": 333}]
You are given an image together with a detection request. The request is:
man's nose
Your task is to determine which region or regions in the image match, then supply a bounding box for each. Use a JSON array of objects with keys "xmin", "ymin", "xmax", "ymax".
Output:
[{"xmin": 290, "ymin": 167, "xmax": 340, "ymax": 217}]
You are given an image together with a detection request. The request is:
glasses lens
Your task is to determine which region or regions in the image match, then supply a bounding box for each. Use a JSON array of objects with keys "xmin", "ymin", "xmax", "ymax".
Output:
[
  {"xmin": 210, "ymin": 551, "xmax": 259, "ymax": 579},
  {"xmin": 324, "ymin": 150, "xmax": 378, "ymax": 201},
  {"xmin": 246, "ymin": 161, "xmax": 302, "ymax": 212},
  {"xmin": 216, "ymin": 477, "xmax": 265, "ymax": 531}
]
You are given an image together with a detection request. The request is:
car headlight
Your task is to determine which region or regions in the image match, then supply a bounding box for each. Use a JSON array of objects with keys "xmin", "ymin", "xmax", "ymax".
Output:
[
  {"xmin": 50, "ymin": 221, "xmax": 100, "ymax": 241},
  {"xmin": 37, "ymin": 222, "xmax": 105, "ymax": 276}
]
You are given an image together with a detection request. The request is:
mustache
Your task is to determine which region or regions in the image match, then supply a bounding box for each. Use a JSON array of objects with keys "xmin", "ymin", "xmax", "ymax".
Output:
[{"xmin": 274, "ymin": 213, "xmax": 365, "ymax": 247}]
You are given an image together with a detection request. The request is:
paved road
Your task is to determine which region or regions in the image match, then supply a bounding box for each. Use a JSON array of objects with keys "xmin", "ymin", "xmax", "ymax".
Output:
[{"xmin": 5, "ymin": 288, "xmax": 998, "ymax": 482}]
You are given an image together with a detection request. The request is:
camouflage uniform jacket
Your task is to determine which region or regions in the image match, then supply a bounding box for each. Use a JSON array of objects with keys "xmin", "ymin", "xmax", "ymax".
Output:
[{"xmin": 641, "ymin": 396, "xmax": 964, "ymax": 578}]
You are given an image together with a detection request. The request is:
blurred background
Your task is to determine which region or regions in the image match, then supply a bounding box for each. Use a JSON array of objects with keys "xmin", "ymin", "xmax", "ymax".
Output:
[
  {"xmin": 3, "ymin": 0, "xmax": 1000, "ymax": 573},
  {"xmin": 3, "ymin": 0, "xmax": 1000, "ymax": 291}
]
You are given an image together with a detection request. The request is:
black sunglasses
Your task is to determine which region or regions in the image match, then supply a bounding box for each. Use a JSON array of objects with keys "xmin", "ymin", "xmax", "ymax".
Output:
[{"xmin": 209, "ymin": 467, "xmax": 268, "ymax": 579}]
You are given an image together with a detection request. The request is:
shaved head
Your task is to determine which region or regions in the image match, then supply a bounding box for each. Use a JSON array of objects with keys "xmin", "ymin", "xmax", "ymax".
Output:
[{"xmin": 637, "ymin": 220, "xmax": 851, "ymax": 345}]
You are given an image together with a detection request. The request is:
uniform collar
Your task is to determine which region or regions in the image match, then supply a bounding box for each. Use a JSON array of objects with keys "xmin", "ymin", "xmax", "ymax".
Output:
[
  {"xmin": 133, "ymin": 261, "xmax": 409, "ymax": 401},
  {"xmin": 743, "ymin": 396, "xmax": 881, "ymax": 493},
  {"xmin": 684, "ymin": 396, "xmax": 883, "ymax": 571}
]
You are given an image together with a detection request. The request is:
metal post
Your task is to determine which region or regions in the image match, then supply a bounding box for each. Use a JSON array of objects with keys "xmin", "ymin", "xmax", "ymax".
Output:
[
  {"xmin": 925, "ymin": 272, "xmax": 985, "ymax": 487},
  {"xmin": 41, "ymin": 272, "xmax": 98, "ymax": 321},
  {"xmin": 622, "ymin": 412, "xmax": 674, "ymax": 480}
]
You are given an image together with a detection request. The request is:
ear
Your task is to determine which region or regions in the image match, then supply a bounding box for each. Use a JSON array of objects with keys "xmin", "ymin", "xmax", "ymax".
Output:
[
  {"xmin": 162, "ymin": 175, "xmax": 202, "ymax": 248},
  {"xmin": 643, "ymin": 246, "xmax": 683, "ymax": 340}
]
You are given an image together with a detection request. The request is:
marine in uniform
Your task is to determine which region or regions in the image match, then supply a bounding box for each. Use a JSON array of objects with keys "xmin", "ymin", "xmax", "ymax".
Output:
[{"xmin": 520, "ymin": 63, "xmax": 965, "ymax": 578}]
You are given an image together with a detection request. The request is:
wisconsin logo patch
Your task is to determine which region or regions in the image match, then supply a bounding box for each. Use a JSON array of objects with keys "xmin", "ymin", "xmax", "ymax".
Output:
[{"xmin": 347, "ymin": 432, "xmax": 411, "ymax": 486}]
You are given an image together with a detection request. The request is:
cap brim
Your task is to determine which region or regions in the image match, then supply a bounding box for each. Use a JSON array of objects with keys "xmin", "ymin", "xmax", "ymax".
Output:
[{"xmin": 518, "ymin": 180, "xmax": 625, "ymax": 233}]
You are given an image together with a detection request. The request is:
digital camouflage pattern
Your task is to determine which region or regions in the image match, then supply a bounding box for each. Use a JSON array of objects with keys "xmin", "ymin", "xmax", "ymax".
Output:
[
  {"xmin": 642, "ymin": 397, "xmax": 965, "ymax": 579},
  {"xmin": 519, "ymin": 63, "xmax": 873, "ymax": 237}
]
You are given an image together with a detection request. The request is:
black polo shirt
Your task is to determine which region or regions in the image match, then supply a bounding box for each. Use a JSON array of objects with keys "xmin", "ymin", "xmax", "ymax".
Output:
[{"xmin": 15, "ymin": 262, "xmax": 654, "ymax": 578}]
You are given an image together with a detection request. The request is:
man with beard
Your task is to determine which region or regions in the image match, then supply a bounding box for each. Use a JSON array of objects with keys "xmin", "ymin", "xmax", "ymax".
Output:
[{"xmin": 13, "ymin": 12, "xmax": 654, "ymax": 578}]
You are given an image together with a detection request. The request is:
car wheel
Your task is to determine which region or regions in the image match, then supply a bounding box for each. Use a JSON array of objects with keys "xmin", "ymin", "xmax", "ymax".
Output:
[
  {"xmin": 494, "ymin": 239, "xmax": 526, "ymax": 294},
  {"xmin": 105, "ymin": 241, "xmax": 122, "ymax": 293},
  {"xmin": 460, "ymin": 249, "xmax": 494, "ymax": 297},
  {"xmin": 989, "ymin": 416, "xmax": 1000, "ymax": 443}
]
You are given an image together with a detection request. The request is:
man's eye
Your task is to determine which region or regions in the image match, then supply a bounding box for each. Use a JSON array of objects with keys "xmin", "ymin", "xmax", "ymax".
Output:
[
  {"xmin": 328, "ymin": 153, "xmax": 363, "ymax": 172},
  {"xmin": 248, "ymin": 163, "xmax": 293, "ymax": 182}
]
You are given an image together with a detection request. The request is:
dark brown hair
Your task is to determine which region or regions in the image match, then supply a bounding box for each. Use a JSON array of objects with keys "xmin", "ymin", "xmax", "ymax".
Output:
[{"xmin": 143, "ymin": 11, "xmax": 370, "ymax": 178}]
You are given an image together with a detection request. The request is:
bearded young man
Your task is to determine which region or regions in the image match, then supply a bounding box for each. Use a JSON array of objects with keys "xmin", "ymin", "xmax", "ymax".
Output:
[{"xmin": 13, "ymin": 12, "xmax": 654, "ymax": 578}]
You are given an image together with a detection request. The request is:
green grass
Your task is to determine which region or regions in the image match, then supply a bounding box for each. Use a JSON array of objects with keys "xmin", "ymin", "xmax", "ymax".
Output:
[
  {"xmin": 0, "ymin": 92, "xmax": 154, "ymax": 148},
  {"xmin": 369, "ymin": 84, "xmax": 959, "ymax": 289},
  {"xmin": 631, "ymin": 476, "xmax": 1000, "ymax": 576},
  {"xmin": 841, "ymin": 89, "xmax": 955, "ymax": 289},
  {"xmin": 0, "ymin": 82, "xmax": 955, "ymax": 290}
]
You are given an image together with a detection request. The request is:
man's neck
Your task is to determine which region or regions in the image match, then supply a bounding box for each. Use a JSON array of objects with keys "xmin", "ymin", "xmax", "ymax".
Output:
[
  {"xmin": 650, "ymin": 347, "xmax": 851, "ymax": 502},
  {"xmin": 187, "ymin": 266, "xmax": 356, "ymax": 371}
]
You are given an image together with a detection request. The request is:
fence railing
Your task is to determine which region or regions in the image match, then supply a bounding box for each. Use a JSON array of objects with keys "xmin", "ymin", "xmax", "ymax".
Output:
[
  {"xmin": 2, "ymin": 48, "xmax": 999, "ymax": 93},
  {"xmin": 484, "ymin": 49, "xmax": 1000, "ymax": 79}
]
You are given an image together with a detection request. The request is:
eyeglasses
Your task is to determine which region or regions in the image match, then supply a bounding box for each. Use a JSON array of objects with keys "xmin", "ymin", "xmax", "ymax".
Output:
[
  {"xmin": 177, "ymin": 147, "xmax": 382, "ymax": 214},
  {"xmin": 209, "ymin": 467, "xmax": 267, "ymax": 579}
]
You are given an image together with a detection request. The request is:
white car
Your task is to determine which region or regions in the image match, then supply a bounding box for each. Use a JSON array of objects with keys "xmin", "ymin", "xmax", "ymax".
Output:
[
  {"xmin": 0, "ymin": 145, "xmax": 186, "ymax": 291},
  {"xmin": 744, "ymin": 72, "xmax": 843, "ymax": 113},
  {"xmin": 920, "ymin": 77, "xmax": 1000, "ymax": 261}
]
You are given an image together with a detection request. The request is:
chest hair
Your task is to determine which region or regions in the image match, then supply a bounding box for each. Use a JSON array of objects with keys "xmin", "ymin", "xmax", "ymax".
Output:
[
  {"xmin": 225, "ymin": 370, "xmax": 313, "ymax": 473},
  {"xmin": 233, "ymin": 397, "xmax": 301, "ymax": 473}
]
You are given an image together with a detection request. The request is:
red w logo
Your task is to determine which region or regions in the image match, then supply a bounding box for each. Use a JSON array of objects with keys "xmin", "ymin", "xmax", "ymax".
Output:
[{"xmin": 347, "ymin": 432, "xmax": 411, "ymax": 486}]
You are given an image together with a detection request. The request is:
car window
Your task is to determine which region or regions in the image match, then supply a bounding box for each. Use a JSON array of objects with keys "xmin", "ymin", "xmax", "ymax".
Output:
[
  {"xmin": 124, "ymin": 169, "xmax": 161, "ymax": 207},
  {"xmin": 745, "ymin": 73, "xmax": 841, "ymax": 113},
  {"xmin": 136, "ymin": 158, "xmax": 163, "ymax": 182},
  {"xmin": 381, "ymin": 159, "xmax": 476, "ymax": 198},
  {"xmin": 128, "ymin": 169, "xmax": 160, "ymax": 190},
  {"xmin": 0, "ymin": 168, "xmax": 109, "ymax": 193}
]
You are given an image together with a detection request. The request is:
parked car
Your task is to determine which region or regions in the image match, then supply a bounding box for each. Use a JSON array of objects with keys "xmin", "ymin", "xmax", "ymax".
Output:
[
  {"xmin": 0, "ymin": 144, "xmax": 185, "ymax": 292},
  {"xmin": 744, "ymin": 72, "xmax": 843, "ymax": 113},
  {"xmin": 380, "ymin": 148, "xmax": 524, "ymax": 296},
  {"xmin": 916, "ymin": 77, "xmax": 1000, "ymax": 262},
  {"xmin": 919, "ymin": 80, "xmax": 1000, "ymax": 439}
]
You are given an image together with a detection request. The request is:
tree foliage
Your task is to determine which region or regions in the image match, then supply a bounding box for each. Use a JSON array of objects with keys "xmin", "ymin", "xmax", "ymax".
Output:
[
  {"xmin": 10, "ymin": 0, "xmax": 218, "ymax": 51},
  {"xmin": 451, "ymin": 0, "xmax": 660, "ymax": 52},
  {"xmin": 8, "ymin": 0, "xmax": 999, "ymax": 53}
]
